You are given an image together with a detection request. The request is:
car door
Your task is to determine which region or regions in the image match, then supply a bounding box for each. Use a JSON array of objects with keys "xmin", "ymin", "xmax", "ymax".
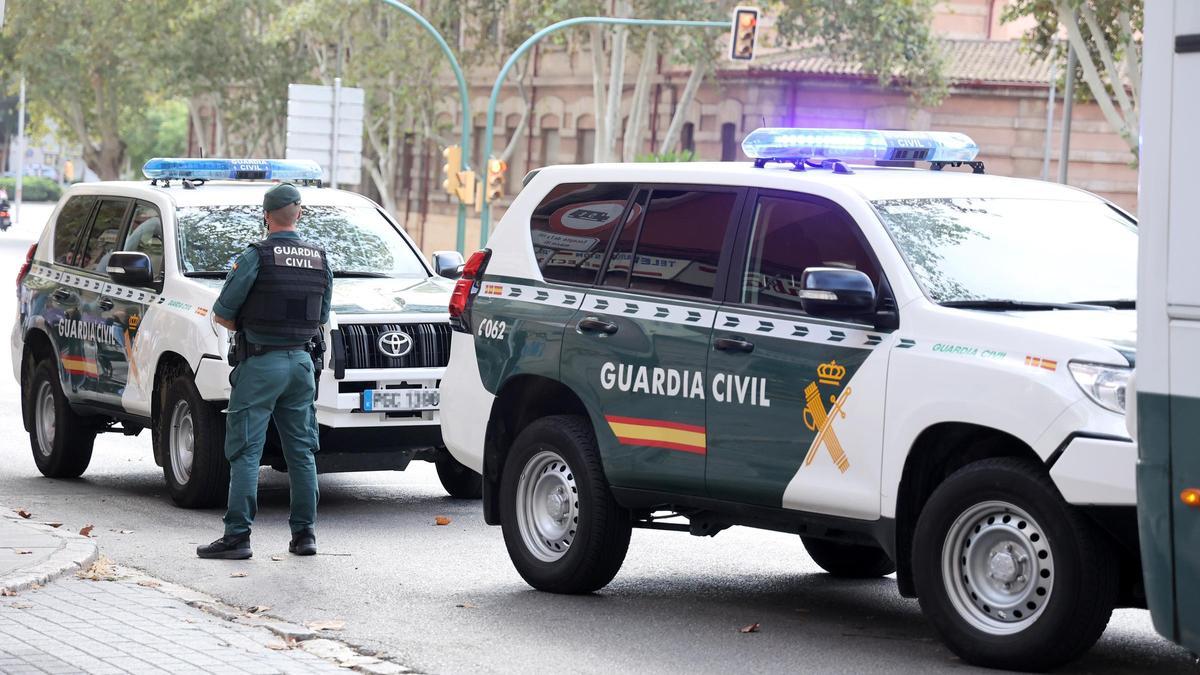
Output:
[
  {"xmin": 704, "ymin": 189, "xmax": 894, "ymax": 520},
  {"xmin": 103, "ymin": 200, "xmax": 164, "ymax": 405},
  {"xmin": 69, "ymin": 197, "xmax": 132, "ymax": 405},
  {"xmin": 561, "ymin": 184, "xmax": 745, "ymax": 496}
]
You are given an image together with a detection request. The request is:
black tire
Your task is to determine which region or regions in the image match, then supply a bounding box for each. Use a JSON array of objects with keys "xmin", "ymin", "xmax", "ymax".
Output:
[
  {"xmin": 27, "ymin": 358, "xmax": 96, "ymax": 478},
  {"xmin": 499, "ymin": 414, "xmax": 631, "ymax": 594},
  {"xmin": 436, "ymin": 452, "xmax": 483, "ymax": 499},
  {"xmin": 159, "ymin": 375, "xmax": 228, "ymax": 508},
  {"xmin": 912, "ymin": 457, "xmax": 1117, "ymax": 671},
  {"xmin": 802, "ymin": 537, "xmax": 896, "ymax": 578}
]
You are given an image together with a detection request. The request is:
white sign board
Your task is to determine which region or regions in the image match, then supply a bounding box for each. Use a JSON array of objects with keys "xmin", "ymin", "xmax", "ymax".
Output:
[{"xmin": 286, "ymin": 81, "xmax": 365, "ymax": 187}]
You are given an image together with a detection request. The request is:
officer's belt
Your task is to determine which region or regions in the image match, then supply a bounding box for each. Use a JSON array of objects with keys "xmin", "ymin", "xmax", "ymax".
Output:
[{"xmin": 248, "ymin": 342, "xmax": 313, "ymax": 357}]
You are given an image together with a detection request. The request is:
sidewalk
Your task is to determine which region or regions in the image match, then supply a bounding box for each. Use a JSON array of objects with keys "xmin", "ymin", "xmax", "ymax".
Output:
[{"xmin": 1, "ymin": 513, "xmax": 409, "ymax": 674}]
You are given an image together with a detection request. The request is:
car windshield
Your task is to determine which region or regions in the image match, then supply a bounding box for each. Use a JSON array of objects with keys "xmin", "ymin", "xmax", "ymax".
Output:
[
  {"xmin": 175, "ymin": 204, "xmax": 428, "ymax": 278},
  {"xmin": 872, "ymin": 197, "xmax": 1137, "ymax": 306}
]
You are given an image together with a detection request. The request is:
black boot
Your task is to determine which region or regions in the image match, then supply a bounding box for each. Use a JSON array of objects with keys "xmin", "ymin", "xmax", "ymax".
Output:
[
  {"xmin": 289, "ymin": 528, "xmax": 317, "ymax": 556},
  {"xmin": 197, "ymin": 533, "xmax": 252, "ymax": 560}
]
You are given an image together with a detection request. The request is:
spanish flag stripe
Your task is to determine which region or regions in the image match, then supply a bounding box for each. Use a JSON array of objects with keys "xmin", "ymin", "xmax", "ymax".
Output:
[
  {"xmin": 604, "ymin": 415, "xmax": 705, "ymax": 435},
  {"xmin": 615, "ymin": 436, "xmax": 707, "ymax": 455},
  {"xmin": 62, "ymin": 356, "xmax": 99, "ymax": 376}
]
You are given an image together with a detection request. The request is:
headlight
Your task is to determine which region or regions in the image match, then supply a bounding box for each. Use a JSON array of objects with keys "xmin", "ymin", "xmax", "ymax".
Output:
[{"xmin": 1068, "ymin": 361, "xmax": 1130, "ymax": 413}]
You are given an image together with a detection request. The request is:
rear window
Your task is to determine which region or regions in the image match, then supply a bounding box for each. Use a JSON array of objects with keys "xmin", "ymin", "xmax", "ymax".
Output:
[
  {"xmin": 530, "ymin": 183, "xmax": 635, "ymax": 285},
  {"xmin": 53, "ymin": 195, "xmax": 96, "ymax": 266}
]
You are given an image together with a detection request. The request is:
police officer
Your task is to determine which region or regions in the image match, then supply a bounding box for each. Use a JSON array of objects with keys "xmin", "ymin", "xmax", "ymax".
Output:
[{"xmin": 197, "ymin": 183, "xmax": 333, "ymax": 560}]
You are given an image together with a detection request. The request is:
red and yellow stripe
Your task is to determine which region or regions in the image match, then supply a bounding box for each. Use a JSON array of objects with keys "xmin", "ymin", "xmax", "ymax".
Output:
[
  {"xmin": 605, "ymin": 415, "xmax": 707, "ymax": 455},
  {"xmin": 62, "ymin": 355, "xmax": 99, "ymax": 377},
  {"xmin": 1024, "ymin": 355, "xmax": 1058, "ymax": 372}
]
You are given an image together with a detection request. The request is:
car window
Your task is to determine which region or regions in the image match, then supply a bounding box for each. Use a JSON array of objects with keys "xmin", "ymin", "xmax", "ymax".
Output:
[
  {"xmin": 77, "ymin": 199, "xmax": 129, "ymax": 274},
  {"xmin": 600, "ymin": 189, "xmax": 649, "ymax": 288},
  {"xmin": 623, "ymin": 188, "xmax": 739, "ymax": 300},
  {"xmin": 529, "ymin": 182, "xmax": 634, "ymax": 285},
  {"xmin": 124, "ymin": 202, "xmax": 165, "ymax": 283},
  {"xmin": 742, "ymin": 194, "xmax": 880, "ymax": 312},
  {"xmin": 52, "ymin": 195, "xmax": 96, "ymax": 266}
]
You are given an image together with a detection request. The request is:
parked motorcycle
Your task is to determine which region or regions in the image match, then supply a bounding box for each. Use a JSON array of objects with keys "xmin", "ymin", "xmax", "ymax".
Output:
[{"xmin": 0, "ymin": 201, "xmax": 10, "ymax": 231}]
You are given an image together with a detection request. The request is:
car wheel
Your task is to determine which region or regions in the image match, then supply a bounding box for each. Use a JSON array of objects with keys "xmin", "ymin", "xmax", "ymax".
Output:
[
  {"xmin": 912, "ymin": 457, "xmax": 1117, "ymax": 671},
  {"xmin": 27, "ymin": 358, "xmax": 96, "ymax": 478},
  {"xmin": 802, "ymin": 536, "xmax": 896, "ymax": 578},
  {"xmin": 435, "ymin": 452, "xmax": 483, "ymax": 499},
  {"xmin": 500, "ymin": 414, "xmax": 631, "ymax": 594},
  {"xmin": 160, "ymin": 375, "xmax": 228, "ymax": 508}
]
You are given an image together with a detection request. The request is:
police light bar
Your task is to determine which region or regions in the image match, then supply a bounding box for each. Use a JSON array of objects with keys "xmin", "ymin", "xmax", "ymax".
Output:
[
  {"xmin": 741, "ymin": 128, "xmax": 979, "ymax": 164},
  {"xmin": 142, "ymin": 158, "xmax": 324, "ymax": 182}
]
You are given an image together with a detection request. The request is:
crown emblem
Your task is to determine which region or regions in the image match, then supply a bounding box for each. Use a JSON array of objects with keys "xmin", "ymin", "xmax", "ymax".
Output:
[
  {"xmin": 128, "ymin": 315, "xmax": 141, "ymax": 329},
  {"xmin": 817, "ymin": 360, "xmax": 845, "ymax": 386}
]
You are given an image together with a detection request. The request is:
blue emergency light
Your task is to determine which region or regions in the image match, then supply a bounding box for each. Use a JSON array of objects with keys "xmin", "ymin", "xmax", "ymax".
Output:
[
  {"xmin": 741, "ymin": 128, "xmax": 979, "ymax": 165},
  {"xmin": 142, "ymin": 158, "xmax": 324, "ymax": 182}
]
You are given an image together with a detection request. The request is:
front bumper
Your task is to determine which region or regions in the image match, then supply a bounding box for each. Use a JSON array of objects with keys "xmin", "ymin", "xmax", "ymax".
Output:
[{"xmin": 1050, "ymin": 435, "xmax": 1137, "ymax": 505}]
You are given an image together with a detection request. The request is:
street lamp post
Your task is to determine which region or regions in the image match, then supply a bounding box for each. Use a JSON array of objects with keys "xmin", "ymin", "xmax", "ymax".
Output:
[
  {"xmin": 378, "ymin": 0, "xmax": 472, "ymax": 252},
  {"xmin": 478, "ymin": 16, "xmax": 729, "ymax": 247}
]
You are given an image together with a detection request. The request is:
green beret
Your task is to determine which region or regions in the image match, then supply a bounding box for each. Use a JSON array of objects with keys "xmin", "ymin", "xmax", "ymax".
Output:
[{"xmin": 263, "ymin": 183, "xmax": 302, "ymax": 213}]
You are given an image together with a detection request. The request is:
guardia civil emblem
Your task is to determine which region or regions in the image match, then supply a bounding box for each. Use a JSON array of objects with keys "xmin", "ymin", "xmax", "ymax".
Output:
[{"xmin": 802, "ymin": 360, "xmax": 851, "ymax": 473}]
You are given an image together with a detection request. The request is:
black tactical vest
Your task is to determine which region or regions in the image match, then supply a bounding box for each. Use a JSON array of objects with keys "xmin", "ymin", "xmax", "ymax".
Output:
[{"xmin": 239, "ymin": 238, "xmax": 328, "ymax": 343}]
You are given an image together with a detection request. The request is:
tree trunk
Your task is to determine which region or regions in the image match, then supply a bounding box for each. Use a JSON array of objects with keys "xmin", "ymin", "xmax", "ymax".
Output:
[
  {"xmin": 1058, "ymin": 2, "xmax": 1136, "ymax": 153},
  {"xmin": 83, "ymin": 138, "xmax": 126, "ymax": 181},
  {"xmin": 658, "ymin": 62, "xmax": 708, "ymax": 156},
  {"xmin": 623, "ymin": 30, "xmax": 658, "ymax": 162},
  {"xmin": 187, "ymin": 98, "xmax": 209, "ymax": 158},
  {"xmin": 590, "ymin": 25, "xmax": 607, "ymax": 162},
  {"xmin": 602, "ymin": 1, "xmax": 631, "ymax": 163}
]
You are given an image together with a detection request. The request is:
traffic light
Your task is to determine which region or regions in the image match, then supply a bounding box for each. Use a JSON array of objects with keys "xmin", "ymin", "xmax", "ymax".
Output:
[
  {"xmin": 442, "ymin": 145, "xmax": 462, "ymax": 198},
  {"xmin": 485, "ymin": 158, "xmax": 507, "ymax": 202},
  {"xmin": 730, "ymin": 7, "xmax": 759, "ymax": 61}
]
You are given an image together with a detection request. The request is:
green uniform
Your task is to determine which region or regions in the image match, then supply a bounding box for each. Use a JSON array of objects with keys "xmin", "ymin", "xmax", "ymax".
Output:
[{"xmin": 214, "ymin": 230, "xmax": 334, "ymax": 536}]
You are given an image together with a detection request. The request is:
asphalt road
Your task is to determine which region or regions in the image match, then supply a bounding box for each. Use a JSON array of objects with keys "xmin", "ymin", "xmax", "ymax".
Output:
[{"xmin": 0, "ymin": 202, "xmax": 1194, "ymax": 674}]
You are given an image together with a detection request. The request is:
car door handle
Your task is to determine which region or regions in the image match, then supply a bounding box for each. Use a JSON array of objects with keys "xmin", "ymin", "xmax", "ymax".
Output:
[
  {"xmin": 714, "ymin": 336, "xmax": 755, "ymax": 353},
  {"xmin": 98, "ymin": 298, "xmax": 114, "ymax": 311},
  {"xmin": 577, "ymin": 317, "xmax": 618, "ymax": 335},
  {"xmin": 52, "ymin": 288, "xmax": 74, "ymax": 303}
]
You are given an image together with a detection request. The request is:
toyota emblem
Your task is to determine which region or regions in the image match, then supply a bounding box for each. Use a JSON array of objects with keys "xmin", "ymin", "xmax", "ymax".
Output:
[{"xmin": 377, "ymin": 331, "xmax": 413, "ymax": 358}]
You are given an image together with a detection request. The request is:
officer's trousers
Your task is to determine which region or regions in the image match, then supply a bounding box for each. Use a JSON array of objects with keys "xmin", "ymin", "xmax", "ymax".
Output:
[{"xmin": 223, "ymin": 349, "xmax": 319, "ymax": 537}]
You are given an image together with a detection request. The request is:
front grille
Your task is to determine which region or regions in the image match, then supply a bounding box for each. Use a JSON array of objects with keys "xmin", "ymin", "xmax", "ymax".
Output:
[{"xmin": 339, "ymin": 323, "xmax": 451, "ymax": 370}]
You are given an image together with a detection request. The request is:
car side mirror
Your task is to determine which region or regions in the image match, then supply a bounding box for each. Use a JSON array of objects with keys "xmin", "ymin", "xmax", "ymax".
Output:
[
  {"xmin": 432, "ymin": 250, "xmax": 465, "ymax": 279},
  {"xmin": 800, "ymin": 267, "xmax": 876, "ymax": 318},
  {"xmin": 106, "ymin": 251, "xmax": 154, "ymax": 287}
]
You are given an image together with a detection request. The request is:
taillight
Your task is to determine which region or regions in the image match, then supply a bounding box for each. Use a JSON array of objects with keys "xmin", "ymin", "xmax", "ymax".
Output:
[
  {"xmin": 16, "ymin": 243, "xmax": 36, "ymax": 296},
  {"xmin": 449, "ymin": 248, "xmax": 491, "ymax": 332}
]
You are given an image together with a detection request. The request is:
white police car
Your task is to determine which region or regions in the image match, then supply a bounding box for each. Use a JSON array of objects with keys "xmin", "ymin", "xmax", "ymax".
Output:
[
  {"xmin": 13, "ymin": 158, "xmax": 480, "ymax": 508},
  {"xmin": 440, "ymin": 130, "xmax": 1139, "ymax": 670}
]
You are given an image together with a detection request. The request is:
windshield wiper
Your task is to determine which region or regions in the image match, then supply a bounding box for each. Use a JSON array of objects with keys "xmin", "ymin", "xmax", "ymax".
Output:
[
  {"xmin": 1069, "ymin": 298, "xmax": 1135, "ymax": 309},
  {"xmin": 183, "ymin": 271, "xmax": 228, "ymax": 278},
  {"xmin": 940, "ymin": 299, "xmax": 1106, "ymax": 311},
  {"xmin": 332, "ymin": 271, "xmax": 391, "ymax": 278}
]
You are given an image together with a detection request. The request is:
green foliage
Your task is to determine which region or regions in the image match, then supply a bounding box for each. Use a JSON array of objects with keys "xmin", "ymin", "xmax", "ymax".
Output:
[
  {"xmin": 769, "ymin": 0, "xmax": 947, "ymax": 105},
  {"xmin": 635, "ymin": 150, "xmax": 696, "ymax": 163},
  {"xmin": 123, "ymin": 100, "xmax": 188, "ymax": 180},
  {"xmin": 0, "ymin": 177, "xmax": 63, "ymax": 203}
]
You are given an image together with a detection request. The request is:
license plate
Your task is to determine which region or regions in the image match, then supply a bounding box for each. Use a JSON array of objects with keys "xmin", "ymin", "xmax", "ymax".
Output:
[{"xmin": 361, "ymin": 388, "xmax": 440, "ymax": 412}]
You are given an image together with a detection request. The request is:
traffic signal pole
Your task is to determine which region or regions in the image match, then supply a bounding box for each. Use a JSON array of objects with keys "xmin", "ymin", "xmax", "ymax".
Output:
[
  {"xmin": 379, "ymin": 0, "xmax": 472, "ymax": 252},
  {"xmin": 479, "ymin": 16, "xmax": 729, "ymax": 247}
]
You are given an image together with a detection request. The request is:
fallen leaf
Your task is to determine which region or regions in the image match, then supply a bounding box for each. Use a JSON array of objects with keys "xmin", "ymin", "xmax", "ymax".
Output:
[
  {"xmin": 0, "ymin": 589, "xmax": 16, "ymax": 597},
  {"xmin": 738, "ymin": 623, "xmax": 761, "ymax": 634},
  {"xmin": 248, "ymin": 605, "xmax": 271, "ymax": 614},
  {"xmin": 136, "ymin": 580, "xmax": 160, "ymax": 588},
  {"xmin": 111, "ymin": 529, "xmax": 134, "ymax": 535},
  {"xmin": 434, "ymin": 516, "xmax": 451, "ymax": 526},
  {"xmin": 15, "ymin": 550, "xmax": 32, "ymax": 555},
  {"xmin": 455, "ymin": 603, "xmax": 478, "ymax": 609},
  {"xmin": 44, "ymin": 522, "xmax": 62, "ymax": 529},
  {"xmin": 76, "ymin": 556, "xmax": 117, "ymax": 581},
  {"xmin": 15, "ymin": 509, "xmax": 31, "ymax": 519},
  {"xmin": 270, "ymin": 555, "xmax": 283, "ymax": 562},
  {"xmin": 229, "ymin": 572, "xmax": 248, "ymax": 578},
  {"xmin": 11, "ymin": 603, "xmax": 32, "ymax": 609},
  {"xmin": 266, "ymin": 640, "xmax": 292, "ymax": 651},
  {"xmin": 29, "ymin": 584, "xmax": 41, "ymax": 590},
  {"xmin": 78, "ymin": 524, "xmax": 94, "ymax": 537},
  {"xmin": 306, "ymin": 619, "xmax": 345, "ymax": 631}
]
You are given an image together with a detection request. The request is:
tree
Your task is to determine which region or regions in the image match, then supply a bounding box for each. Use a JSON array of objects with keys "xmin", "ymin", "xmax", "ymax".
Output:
[
  {"xmin": 122, "ymin": 99, "xmax": 188, "ymax": 179},
  {"xmin": 0, "ymin": 0, "xmax": 170, "ymax": 179},
  {"xmin": 1003, "ymin": 0, "xmax": 1141, "ymax": 156}
]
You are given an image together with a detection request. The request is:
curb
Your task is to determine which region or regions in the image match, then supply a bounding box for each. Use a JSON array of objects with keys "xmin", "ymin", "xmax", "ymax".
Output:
[{"xmin": 0, "ymin": 514, "xmax": 99, "ymax": 594}]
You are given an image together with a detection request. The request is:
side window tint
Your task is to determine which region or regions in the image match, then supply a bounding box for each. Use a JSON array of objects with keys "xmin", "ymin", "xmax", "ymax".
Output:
[
  {"xmin": 626, "ymin": 189, "xmax": 738, "ymax": 300},
  {"xmin": 530, "ymin": 182, "xmax": 634, "ymax": 284},
  {"xmin": 601, "ymin": 189, "xmax": 648, "ymax": 288},
  {"xmin": 742, "ymin": 195, "xmax": 880, "ymax": 312},
  {"xmin": 78, "ymin": 199, "xmax": 129, "ymax": 274},
  {"xmin": 53, "ymin": 196, "xmax": 96, "ymax": 266},
  {"xmin": 125, "ymin": 202, "xmax": 164, "ymax": 283}
]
